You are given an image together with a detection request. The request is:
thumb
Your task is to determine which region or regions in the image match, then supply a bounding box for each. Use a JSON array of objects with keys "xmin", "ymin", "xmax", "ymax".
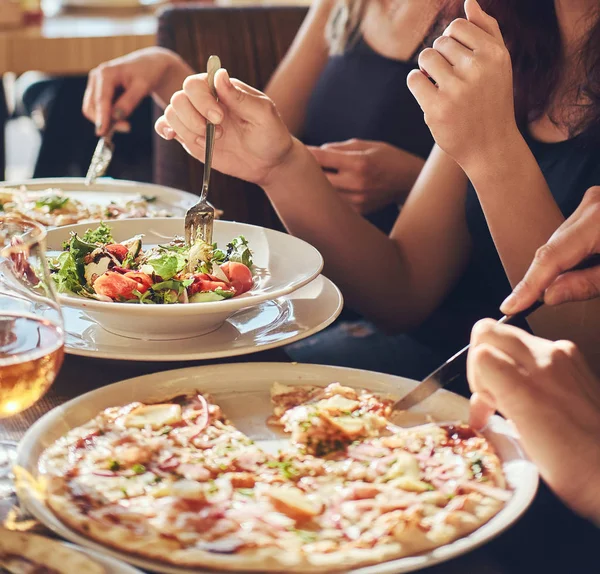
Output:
[
  {"xmin": 307, "ymin": 146, "xmax": 357, "ymax": 171},
  {"xmin": 500, "ymin": 276, "xmax": 544, "ymax": 315},
  {"xmin": 544, "ymin": 268, "xmax": 600, "ymax": 306},
  {"xmin": 469, "ymin": 392, "xmax": 497, "ymax": 430},
  {"xmin": 464, "ymin": 0, "xmax": 502, "ymax": 40},
  {"xmin": 323, "ymin": 139, "xmax": 368, "ymax": 152},
  {"xmin": 214, "ymin": 68, "xmax": 271, "ymax": 123}
]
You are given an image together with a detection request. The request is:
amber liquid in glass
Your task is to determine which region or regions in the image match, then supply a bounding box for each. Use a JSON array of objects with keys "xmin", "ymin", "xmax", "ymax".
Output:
[{"xmin": 0, "ymin": 314, "xmax": 64, "ymax": 419}]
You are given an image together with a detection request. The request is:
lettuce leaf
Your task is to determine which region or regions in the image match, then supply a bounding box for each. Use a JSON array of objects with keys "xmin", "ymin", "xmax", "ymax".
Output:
[
  {"xmin": 152, "ymin": 279, "xmax": 187, "ymax": 292},
  {"xmin": 187, "ymin": 240, "xmax": 213, "ymax": 273},
  {"xmin": 160, "ymin": 290, "xmax": 180, "ymax": 304},
  {"xmin": 66, "ymin": 234, "xmax": 97, "ymax": 283},
  {"xmin": 145, "ymin": 251, "xmax": 186, "ymax": 280},
  {"xmin": 132, "ymin": 278, "xmax": 191, "ymax": 304},
  {"xmin": 158, "ymin": 241, "xmax": 188, "ymax": 254},
  {"xmin": 132, "ymin": 289, "xmax": 155, "ymax": 304},
  {"xmin": 81, "ymin": 222, "xmax": 113, "ymax": 245},
  {"xmin": 227, "ymin": 236, "xmax": 253, "ymax": 268},
  {"xmin": 52, "ymin": 252, "xmax": 85, "ymax": 294}
]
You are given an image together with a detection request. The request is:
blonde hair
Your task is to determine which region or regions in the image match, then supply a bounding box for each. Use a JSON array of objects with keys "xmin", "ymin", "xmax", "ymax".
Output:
[
  {"xmin": 326, "ymin": 0, "xmax": 453, "ymax": 56},
  {"xmin": 326, "ymin": 0, "xmax": 369, "ymax": 55}
]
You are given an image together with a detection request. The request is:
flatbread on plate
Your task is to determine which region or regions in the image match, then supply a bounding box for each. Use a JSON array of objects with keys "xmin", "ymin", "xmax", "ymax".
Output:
[
  {"xmin": 0, "ymin": 528, "xmax": 105, "ymax": 573},
  {"xmin": 38, "ymin": 384, "xmax": 512, "ymax": 572}
]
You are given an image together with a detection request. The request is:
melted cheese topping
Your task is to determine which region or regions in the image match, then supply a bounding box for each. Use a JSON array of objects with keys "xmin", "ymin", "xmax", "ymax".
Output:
[
  {"xmin": 279, "ymin": 383, "xmax": 392, "ymax": 455},
  {"xmin": 39, "ymin": 389, "xmax": 510, "ymax": 564}
]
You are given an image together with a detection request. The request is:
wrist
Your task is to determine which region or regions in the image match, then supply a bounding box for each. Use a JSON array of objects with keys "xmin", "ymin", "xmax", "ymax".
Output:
[
  {"xmin": 262, "ymin": 137, "xmax": 307, "ymax": 190},
  {"xmin": 162, "ymin": 51, "xmax": 193, "ymax": 85},
  {"xmin": 154, "ymin": 50, "xmax": 194, "ymax": 106},
  {"xmin": 458, "ymin": 125, "xmax": 525, "ymax": 183}
]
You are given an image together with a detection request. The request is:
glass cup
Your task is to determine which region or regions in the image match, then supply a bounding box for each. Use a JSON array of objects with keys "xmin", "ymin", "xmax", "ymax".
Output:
[{"xmin": 0, "ymin": 215, "xmax": 64, "ymax": 500}]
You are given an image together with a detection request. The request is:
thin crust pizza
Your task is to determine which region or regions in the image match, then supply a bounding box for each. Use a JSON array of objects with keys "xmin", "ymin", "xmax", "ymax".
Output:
[
  {"xmin": 0, "ymin": 528, "xmax": 105, "ymax": 573},
  {"xmin": 0, "ymin": 187, "xmax": 174, "ymax": 227},
  {"xmin": 38, "ymin": 384, "xmax": 511, "ymax": 572}
]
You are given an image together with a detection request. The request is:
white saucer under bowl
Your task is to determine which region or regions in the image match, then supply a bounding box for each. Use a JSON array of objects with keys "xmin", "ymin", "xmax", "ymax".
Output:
[{"xmin": 63, "ymin": 275, "xmax": 343, "ymax": 361}]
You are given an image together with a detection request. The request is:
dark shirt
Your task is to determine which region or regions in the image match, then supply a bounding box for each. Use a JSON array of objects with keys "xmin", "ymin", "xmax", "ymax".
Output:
[
  {"xmin": 412, "ymin": 131, "xmax": 600, "ymax": 357},
  {"xmin": 302, "ymin": 36, "xmax": 435, "ymax": 233}
]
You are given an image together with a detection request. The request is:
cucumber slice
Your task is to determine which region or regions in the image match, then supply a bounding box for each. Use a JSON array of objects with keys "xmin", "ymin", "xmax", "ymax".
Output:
[
  {"xmin": 189, "ymin": 291, "xmax": 226, "ymax": 303},
  {"xmin": 121, "ymin": 236, "xmax": 143, "ymax": 258}
]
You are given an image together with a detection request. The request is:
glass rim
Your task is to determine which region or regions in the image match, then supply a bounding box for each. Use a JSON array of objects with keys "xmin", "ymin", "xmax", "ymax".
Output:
[{"xmin": 0, "ymin": 214, "xmax": 48, "ymax": 257}]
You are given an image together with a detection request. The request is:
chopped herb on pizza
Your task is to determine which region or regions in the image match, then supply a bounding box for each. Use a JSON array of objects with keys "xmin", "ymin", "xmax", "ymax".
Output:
[{"xmin": 38, "ymin": 384, "xmax": 511, "ymax": 572}]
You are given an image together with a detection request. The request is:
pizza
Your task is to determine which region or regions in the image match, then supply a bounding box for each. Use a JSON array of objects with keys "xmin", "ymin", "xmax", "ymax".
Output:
[
  {"xmin": 38, "ymin": 383, "xmax": 511, "ymax": 572},
  {"xmin": 0, "ymin": 529, "xmax": 105, "ymax": 573},
  {"xmin": 269, "ymin": 382, "xmax": 395, "ymax": 455},
  {"xmin": 0, "ymin": 187, "xmax": 174, "ymax": 227}
]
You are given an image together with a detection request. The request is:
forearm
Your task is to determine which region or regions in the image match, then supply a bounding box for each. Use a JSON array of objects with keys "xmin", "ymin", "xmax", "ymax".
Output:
[
  {"xmin": 263, "ymin": 140, "xmax": 424, "ymax": 329},
  {"xmin": 466, "ymin": 133, "xmax": 600, "ymax": 371},
  {"xmin": 466, "ymin": 134, "xmax": 564, "ymax": 280},
  {"xmin": 394, "ymin": 152, "xmax": 426, "ymax": 203},
  {"xmin": 152, "ymin": 50, "xmax": 195, "ymax": 109}
]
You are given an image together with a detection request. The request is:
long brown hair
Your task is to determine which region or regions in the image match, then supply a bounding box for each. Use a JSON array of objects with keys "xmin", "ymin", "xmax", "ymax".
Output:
[
  {"xmin": 329, "ymin": 1, "xmax": 600, "ymax": 137},
  {"xmin": 473, "ymin": 0, "xmax": 600, "ymax": 138}
]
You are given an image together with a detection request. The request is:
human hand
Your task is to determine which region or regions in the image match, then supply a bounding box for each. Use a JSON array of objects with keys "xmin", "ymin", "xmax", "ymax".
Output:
[
  {"xmin": 155, "ymin": 69, "xmax": 295, "ymax": 186},
  {"xmin": 307, "ymin": 139, "xmax": 423, "ymax": 214},
  {"xmin": 407, "ymin": 0, "xmax": 519, "ymax": 171},
  {"xmin": 501, "ymin": 187, "xmax": 600, "ymax": 314},
  {"xmin": 83, "ymin": 47, "xmax": 191, "ymax": 136},
  {"xmin": 467, "ymin": 319, "xmax": 600, "ymax": 522}
]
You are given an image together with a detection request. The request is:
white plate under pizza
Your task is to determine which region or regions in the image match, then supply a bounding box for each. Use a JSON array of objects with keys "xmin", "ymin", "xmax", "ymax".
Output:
[{"xmin": 15, "ymin": 363, "xmax": 538, "ymax": 574}]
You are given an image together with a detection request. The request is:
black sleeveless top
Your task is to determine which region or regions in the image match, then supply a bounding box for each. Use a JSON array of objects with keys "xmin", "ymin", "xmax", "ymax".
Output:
[
  {"xmin": 411, "ymin": 131, "xmax": 600, "ymax": 357},
  {"xmin": 302, "ymin": 37, "xmax": 435, "ymax": 233}
]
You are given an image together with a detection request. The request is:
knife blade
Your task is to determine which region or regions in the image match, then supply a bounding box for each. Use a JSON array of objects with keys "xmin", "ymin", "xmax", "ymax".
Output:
[
  {"xmin": 392, "ymin": 253, "xmax": 600, "ymax": 412},
  {"xmin": 85, "ymin": 124, "xmax": 116, "ymax": 186}
]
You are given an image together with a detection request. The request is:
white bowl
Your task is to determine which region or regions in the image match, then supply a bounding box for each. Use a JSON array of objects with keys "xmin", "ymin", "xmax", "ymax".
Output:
[{"xmin": 45, "ymin": 219, "xmax": 323, "ymax": 340}]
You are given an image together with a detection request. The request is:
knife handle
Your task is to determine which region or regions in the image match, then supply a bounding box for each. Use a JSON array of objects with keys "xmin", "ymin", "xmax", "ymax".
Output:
[{"xmin": 499, "ymin": 253, "xmax": 600, "ymax": 326}]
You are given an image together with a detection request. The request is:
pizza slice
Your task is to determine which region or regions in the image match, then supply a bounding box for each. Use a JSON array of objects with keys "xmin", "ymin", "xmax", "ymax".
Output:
[
  {"xmin": 270, "ymin": 382, "xmax": 393, "ymax": 455},
  {"xmin": 0, "ymin": 529, "xmax": 105, "ymax": 574}
]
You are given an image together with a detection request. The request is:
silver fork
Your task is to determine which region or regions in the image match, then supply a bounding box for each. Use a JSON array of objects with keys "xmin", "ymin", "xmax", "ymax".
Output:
[{"xmin": 184, "ymin": 55, "xmax": 221, "ymax": 245}]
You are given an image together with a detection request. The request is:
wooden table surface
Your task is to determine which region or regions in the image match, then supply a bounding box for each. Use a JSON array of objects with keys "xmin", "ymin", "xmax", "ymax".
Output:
[{"xmin": 1, "ymin": 352, "xmax": 597, "ymax": 574}]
